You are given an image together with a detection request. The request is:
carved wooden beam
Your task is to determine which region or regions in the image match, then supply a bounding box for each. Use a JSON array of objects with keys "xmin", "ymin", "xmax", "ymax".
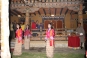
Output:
[
  {"xmin": 11, "ymin": 2, "xmax": 80, "ymax": 8},
  {"xmin": 13, "ymin": 7, "xmax": 40, "ymax": 13},
  {"xmin": 10, "ymin": 1, "xmax": 81, "ymax": 13}
]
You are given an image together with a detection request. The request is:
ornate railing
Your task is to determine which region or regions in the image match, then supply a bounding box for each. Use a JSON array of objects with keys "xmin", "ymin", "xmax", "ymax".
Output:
[{"xmin": 30, "ymin": 28, "xmax": 68, "ymax": 41}]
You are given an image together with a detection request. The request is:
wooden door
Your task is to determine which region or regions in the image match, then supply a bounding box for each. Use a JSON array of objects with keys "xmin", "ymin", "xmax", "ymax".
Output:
[
  {"xmin": 57, "ymin": 20, "xmax": 63, "ymax": 28},
  {"xmin": 44, "ymin": 20, "xmax": 57, "ymax": 29},
  {"xmin": 51, "ymin": 20, "xmax": 56, "ymax": 29},
  {"xmin": 44, "ymin": 20, "xmax": 50, "ymax": 29}
]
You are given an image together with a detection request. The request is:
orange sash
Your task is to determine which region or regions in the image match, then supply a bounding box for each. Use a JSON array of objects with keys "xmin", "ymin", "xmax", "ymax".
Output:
[{"xmin": 50, "ymin": 40, "xmax": 54, "ymax": 46}]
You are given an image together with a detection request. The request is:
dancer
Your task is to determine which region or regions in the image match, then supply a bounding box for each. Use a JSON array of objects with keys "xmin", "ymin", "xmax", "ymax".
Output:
[
  {"xmin": 13, "ymin": 23, "xmax": 22, "ymax": 55},
  {"xmin": 45, "ymin": 23, "xmax": 55, "ymax": 58},
  {"xmin": 24, "ymin": 25, "xmax": 31, "ymax": 49}
]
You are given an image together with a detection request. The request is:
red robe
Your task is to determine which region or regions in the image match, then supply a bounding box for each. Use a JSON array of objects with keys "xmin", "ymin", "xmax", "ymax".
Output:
[
  {"xmin": 16, "ymin": 28, "xmax": 22, "ymax": 43},
  {"xmin": 24, "ymin": 29, "xmax": 31, "ymax": 36},
  {"xmin": 45, "ymin": 29, "xmax": 55, "ymax": 46}
]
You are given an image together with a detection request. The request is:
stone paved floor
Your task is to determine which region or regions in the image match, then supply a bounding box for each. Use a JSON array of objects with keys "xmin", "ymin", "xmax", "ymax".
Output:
[
  {"xmin": 23, "ymin": 47, "xmax": 85, "ymax": 54},
  {"xmin": 11, "ymin": 40, "xmax": 85, "ymax": 54},
  {"xmin": 11, "ymin": 41, "xmax": 68, "ymax": 48}
]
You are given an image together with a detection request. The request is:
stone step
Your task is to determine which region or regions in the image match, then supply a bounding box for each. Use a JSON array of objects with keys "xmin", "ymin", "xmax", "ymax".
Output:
[{"xmin": 11, "ymin": 41, "xmax": 68, "ymax": 48}]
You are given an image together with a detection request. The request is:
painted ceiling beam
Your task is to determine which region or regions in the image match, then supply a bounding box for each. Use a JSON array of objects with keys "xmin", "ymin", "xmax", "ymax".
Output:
[
  {"xmin": 65, "ymin": 9, "xmax": 68, "ymax": 15},
  {"xmin": 43, "ymin": 8, "xmax": 46, "ymax": 15},
  {"xmin": 60, "ymin": 8, "xmax": 63, "ymax": 15}
]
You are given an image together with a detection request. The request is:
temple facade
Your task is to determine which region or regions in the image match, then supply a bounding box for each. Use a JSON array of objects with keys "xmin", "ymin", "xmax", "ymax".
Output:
[
  {"xmin": 0, "ymin": 0, "xmax": 87, "ymax": 58},
  {"xmin": 9, "ymin": 0, "xmax": 87, "ymax": 40}
]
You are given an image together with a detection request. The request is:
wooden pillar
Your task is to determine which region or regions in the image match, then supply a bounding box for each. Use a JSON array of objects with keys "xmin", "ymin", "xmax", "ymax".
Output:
[
  {"xmin": 25, "ymin": 10, "xmax": 29, "ymax": 25},
  {"xmin": 78, "ymin": 4, "xmax": 83, "ymax": 26},
  {"xmin": 24, "ymin": 10, "xmax": 30, "ymax": 50},
  {"xmin": 1, "ymin": 0, "xmax": 11, "ymax": 58}
]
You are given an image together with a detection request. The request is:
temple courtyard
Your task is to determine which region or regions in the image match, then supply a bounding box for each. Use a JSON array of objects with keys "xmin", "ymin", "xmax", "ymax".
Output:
[{"xmin": 11, "ymin": 41, "xmax": 85, "ymax": 58}]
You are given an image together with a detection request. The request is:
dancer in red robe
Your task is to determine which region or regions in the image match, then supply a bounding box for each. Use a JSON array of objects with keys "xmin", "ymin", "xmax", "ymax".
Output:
[
  {"xmin": 24, "ymin": 25, "xmax": 31, "ymax": 49},
  {"xmin": 13, "ymin": 23, "xmax": 23, "ymax": 55},
  {"xmin": 45, "ymin": 23, "xmax": 55, "ymax": 58}
]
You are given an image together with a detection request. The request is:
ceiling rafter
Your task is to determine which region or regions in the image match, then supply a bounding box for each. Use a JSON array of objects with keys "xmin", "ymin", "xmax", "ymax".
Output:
[
  {"xmin": 61, "ymin": 8, "xmax": 67, "ymax": 15},
  {"xmin": 39, "ymin": 8, "xmax": 45, "ymax": 15},
  {"xmin": 34, "ymin": 12, "xmax": 36, "ymax": 16},
  {"xmin": 22, "ymin": 13, "xmax": 25, "ymax": 16},
  {"xmin": 50, "ymin": 8, "xmax": 55, "ymax": 15},
  {"xmin": 67, "ymin": 10, "xmax": 72, "ymax": 14},
  {"xmin": 29, "ymin": 13, "xmax": 31, "ymax": 16},
  {"xmin": 72, "ymin": 11, "xmax": 76, "ymax": 14},
  {"xmin": 43, "ymin": 8, "xmax": 46, "ymax": 15},
  {"xmin": 10, "ymin": 13, "xmax": 13, "ymax": 16},
  {"xmin": 10, "ymin": 11, "xmax": 14, "ymax": 16},
  {"xmin": 10, "ymin": 10, "xmax": 18, "ymax": 16},
  {"xmin": 65, "ymin": 9, "xmax": 68, "ymax": 15},
  {"xmin": 13, "ymin": 9, "xmax": 22, "ymax": 16},
  {"xmin": 60, "ymin": 8, "xmax": 63, "ymax": 15},
  {"xmin": 55, "ymin": 8, "xmax": 56, "ymax": 15},
  {"xmin": 12, "ymin": 9, "xmax": 20, "ymax": 15},
  {"xmin": 35, "ymin": 11, "xmax": 39, "ymax": 15},
  {"xmin": 30, "ymin": 13, "xmax": 33, "ymax": 16},
  {"xmin": 70, "ymin": 10, "xmax": 73, "ymax": 14},
  {"xmin": 38, "ymin": 11, "xmax": 41, "ymax": 15},
  {"xmin": 49, "ymin": 8, "xmax": 51, "ymax": 15},
  {"xmin": 31, "ymin": 12, "xmax": 36, "ymax": 16},
  {"xmin": 56, "ymin": 8, "xmax": 61, "ymax": 15}
]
